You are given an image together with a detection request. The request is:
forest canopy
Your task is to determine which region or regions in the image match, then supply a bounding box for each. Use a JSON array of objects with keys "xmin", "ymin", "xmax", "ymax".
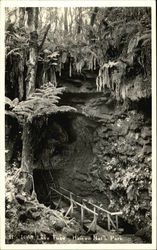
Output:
[{"xmin": 5, "ymin": 7, "xmax": 151, "ymax": 102}]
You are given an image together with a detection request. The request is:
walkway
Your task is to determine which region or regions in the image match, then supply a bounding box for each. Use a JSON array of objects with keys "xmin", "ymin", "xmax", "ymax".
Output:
[{"xmin": 50, "ymin": 186, "xmax": 123, "ymax": 233}]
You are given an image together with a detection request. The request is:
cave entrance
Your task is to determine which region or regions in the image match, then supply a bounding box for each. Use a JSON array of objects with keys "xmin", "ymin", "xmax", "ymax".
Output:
[{"xmin": 33, "ymin": 168, "xmax": 61, "ymax": 207}]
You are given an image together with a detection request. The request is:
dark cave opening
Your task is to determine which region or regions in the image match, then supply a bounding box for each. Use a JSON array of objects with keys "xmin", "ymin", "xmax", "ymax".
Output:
[
  {"xmin": 5, "ymin": 114, "xmax": 22, "ymax": 166},
  {"xmin": 33, "ymin": 168, "xmax": 62, "ymax": 207},
  {"xmin": 130, "ymin": 97, "xmax": 152, "ymax": 118},
  {"xmin": 31, "ymin": 113, "xmax": 78, "ymax": 164},
  {"xmin": 49, "ymin": 113, "xmax": 77, "ymax": 144},
  {"xmin": 31, "ymin": 113, "xmax": 99, "ymax": 208}
]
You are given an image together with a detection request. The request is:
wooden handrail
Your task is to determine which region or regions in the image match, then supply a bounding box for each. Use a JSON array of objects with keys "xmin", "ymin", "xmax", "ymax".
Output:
[
  {"xmin": 51, "ymin": 187, "xmax": 70, "ymax": 201},
  {"xmin": 110, "ymin": 211, "xmax": 123, "ymax": 216},
  {"xmin": 60, "ymin": 186, "xmax": 122, "ymax": 216},
  {"xmin": 50, "ymin": 187, "xmax": 98, "ymax": 216},
  {"xmin": 83, "ymin": 199, "xmax": 112, "ymax": 215},
  {"xmin": 60, "ymin": 186, "xmax": 81, "ymax": 200},
  {"xmin": 50, "ymin": 186, "xmax": 123, "ymax": 231},
  {"xmin": 83, "ymin": 200, "xmax": 122, "ymax": 216}
]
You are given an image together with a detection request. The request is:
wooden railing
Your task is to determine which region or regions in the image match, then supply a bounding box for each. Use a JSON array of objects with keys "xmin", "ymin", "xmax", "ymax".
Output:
[{"xmin": 50, "ymin": 186, "xmax": 122, "ymax": 232}]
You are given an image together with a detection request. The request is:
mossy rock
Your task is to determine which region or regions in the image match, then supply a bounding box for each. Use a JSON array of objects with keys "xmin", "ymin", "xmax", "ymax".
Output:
[{"xmin": 54, "ymin": 219, "xmax": 66, "ymax": 231}]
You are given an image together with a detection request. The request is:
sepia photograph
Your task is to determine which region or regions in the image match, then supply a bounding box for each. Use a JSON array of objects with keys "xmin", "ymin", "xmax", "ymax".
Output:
[{"xmin": 0, "ymin": 1, "xmax": 156, "ymax": 249}]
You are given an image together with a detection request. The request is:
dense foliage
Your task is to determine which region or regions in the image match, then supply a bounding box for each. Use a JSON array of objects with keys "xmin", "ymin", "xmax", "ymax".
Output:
[
  {"xmin": 5, "ymin": 7, "xmax": 151, "ymax": 101},
  {"xmin": 6, "ymin": 82, "xmax": 76, "ymax": 124}
]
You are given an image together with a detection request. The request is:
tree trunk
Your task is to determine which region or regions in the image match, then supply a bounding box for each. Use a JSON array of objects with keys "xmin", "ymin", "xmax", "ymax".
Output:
[
  {"xmin": 89, "ymin": 7, "xmax": 99, "ymax": 39},
  {"xmin": 90, "ymin": 7, "xmax": 99, "ymax": 27},
  {"xmin": 21, "ymin": 8, "xmax": 39, "ymax": 176},
  {"xmin": 21, "ymin": 122, "xmax": 34, "ymax": 174},
  {"xmin": 54, "ymin": 8, "xmax": 58, "ymax": 32},
  {"xmin": 77, "ymin": 7, "xmax": 82, "ymax": 34},
  {"xmin": 19, "ymin": 122, "xmax": 36, "ymax": 195},
  {"xmin": 18, "ymin": 54, "xmax": 24, "ymax": 100},
  {"xmin": 17, "ymin": 8, "xmax": 25, "ymax": 100},
  {"xmin": 64, "ymin": 8, "xmax": 68, "ymax": 33},
  {"xmin": 17, "ymin": 8, "xmax": 51, "ymax": 198},
  {"xmin": 69, "ymin": 8, "xmax": 72, "ymax": 33},
  {"xmin": 26, "ymin": 7, "xmax": 39, "ymax": 98},
  {"xmin": 18, "ymin": 7, "xmax": 25, "ymax": 28},
  {"xmin": 21, "ymin": 7, "xmax": 50, "ymax": 176}
]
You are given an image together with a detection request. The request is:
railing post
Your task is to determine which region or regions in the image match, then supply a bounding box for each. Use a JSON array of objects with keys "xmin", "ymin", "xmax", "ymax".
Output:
[
  {"xmin": 116, "ymin": 215, "xmax": 118, "ymax": 230},
  {"xmin": 107, "ymin": 214, "xmax": 111, "ymax": 231},
  {"xmin": 81, "ymin": 206, "xmax": 84, "ymax": 226},
  {"xmin": 93, "ymin": 207, "xmax": 97, "ymax": 232},
  {"xmin": 70, "ymin": 192, "xmax": 73, "ymax": 216},
  {"xmin": 50, "ymin": 189, "xmax": 52, "ymax": 207}
]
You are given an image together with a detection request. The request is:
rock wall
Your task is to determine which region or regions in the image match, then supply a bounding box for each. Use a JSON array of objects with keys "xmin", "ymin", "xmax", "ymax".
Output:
[{"xmin": 90, "ymin": 109, "xmax": 151, "ymax": 236}]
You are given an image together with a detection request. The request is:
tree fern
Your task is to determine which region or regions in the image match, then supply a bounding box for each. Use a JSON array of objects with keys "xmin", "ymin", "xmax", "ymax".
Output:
[{"xmin": 12, "ymin": 82, "xmax": 76, "ymax": 123}]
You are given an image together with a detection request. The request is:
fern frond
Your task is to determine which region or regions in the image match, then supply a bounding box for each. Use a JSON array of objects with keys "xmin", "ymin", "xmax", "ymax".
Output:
[{"xmin": 12, "ymin": 82, "xmax": 76, "ymax": 123}]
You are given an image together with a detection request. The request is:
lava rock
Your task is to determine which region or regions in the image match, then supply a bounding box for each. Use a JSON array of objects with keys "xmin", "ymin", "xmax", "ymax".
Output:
[
  {"xmin": 5, "ymin": 210, "xmax": 16, "ymax": 219},
  {"xmin": 27, "ymin": 206, "xmax": 38, "ymax": 213},
  {"xmin": 31, "ymin": 212, "xmax": 41, "ymax": 221},
  {"xmin": 142, "ymin": 145, "xmax": 151, "ymax": 154},
  {"xmin": 26, "ymin": 208, "xmax": 41, "ymax": 221},
  {"xmin": 18, "ymin": 211, "xmax": 28, "ymax": 222},
  {"xmin": 62, "ymin": 227, "xmax": 76, "ymax": 239},
  {"xmin": 141, "ymin": 127, "xmax": 151, "ymax": 139},
  {"xmin": 54, "ymin": 219, "xmax": 66, "ymax": 231},
  {"xmin": 135, "ymin": 226, "xmax": 151, "ymax": 242},
  {"xmin": 138, "ymin": 137, "xmax": 150, "ymax": 146},
  {"xmin": 15, "ymin": 194, "xmax": 26, "ymax": 205},
  {"xmin": 130, "ymin": 122, "xmax": 141, "ymax": 132}
]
